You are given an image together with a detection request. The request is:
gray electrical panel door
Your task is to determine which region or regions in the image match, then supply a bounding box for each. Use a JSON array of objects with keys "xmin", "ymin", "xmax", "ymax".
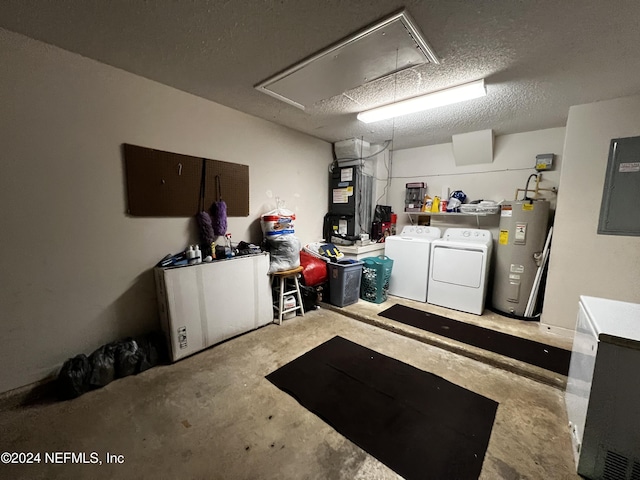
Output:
[{"xmin": 598, "ymin": 136, "xmax": 640, "ymax": 236}]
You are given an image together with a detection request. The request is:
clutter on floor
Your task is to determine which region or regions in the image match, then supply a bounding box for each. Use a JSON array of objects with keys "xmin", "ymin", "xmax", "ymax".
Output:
[
  {"xmin": 153, "ymin": 169, "xmax": 559, "ymax": 364},
  {"xmin": 57, "ymin": 332, "xmax": 166, "ymax": 400}
]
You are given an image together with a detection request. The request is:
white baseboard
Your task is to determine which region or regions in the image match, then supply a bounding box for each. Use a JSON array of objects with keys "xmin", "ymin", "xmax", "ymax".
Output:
[{"xmin": 539, "ymin": 322, "xmax": 574, "ymax": 340}]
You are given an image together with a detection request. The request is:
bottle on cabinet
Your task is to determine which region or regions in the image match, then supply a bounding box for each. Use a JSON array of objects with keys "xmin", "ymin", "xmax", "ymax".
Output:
[{"xmin": 224, "ymin": 234, "xmax": 233, "ymax": 258}]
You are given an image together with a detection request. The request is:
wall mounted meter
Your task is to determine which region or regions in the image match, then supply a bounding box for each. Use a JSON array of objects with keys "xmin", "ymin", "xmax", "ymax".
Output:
[{"xmin": 535, "ymin": 153, "xmax": 554, "ymax": 172}]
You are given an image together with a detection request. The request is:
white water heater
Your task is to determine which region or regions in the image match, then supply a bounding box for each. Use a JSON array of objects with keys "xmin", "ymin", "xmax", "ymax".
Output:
[{"xmin": 491, "ymin": 200, "xmax": 550, "ymax": 317}]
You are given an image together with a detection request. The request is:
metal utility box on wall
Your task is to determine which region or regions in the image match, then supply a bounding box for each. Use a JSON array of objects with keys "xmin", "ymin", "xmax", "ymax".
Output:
[
  {"xmin": 535, "ymin": 153, "xmax": 554, "ymax": 172},
  {"xmin": 598, "ymin": 136, "xmax": 640, "ymax": 236}
]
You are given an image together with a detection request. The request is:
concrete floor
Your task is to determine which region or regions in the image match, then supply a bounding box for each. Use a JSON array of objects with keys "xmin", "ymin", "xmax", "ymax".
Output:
[{"xmin": 0, "ymin": 299, "xmax": 579, "ymax": 480}]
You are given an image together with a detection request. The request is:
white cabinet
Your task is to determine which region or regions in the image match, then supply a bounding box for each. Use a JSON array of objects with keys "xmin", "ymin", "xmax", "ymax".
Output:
[
  {"xmin": 154, "ymin": 253, "xmax": 272, "ymax": 361},
  {"xmin": 565, "ymin": 296, "xmax": 640, "ymax": 479}
]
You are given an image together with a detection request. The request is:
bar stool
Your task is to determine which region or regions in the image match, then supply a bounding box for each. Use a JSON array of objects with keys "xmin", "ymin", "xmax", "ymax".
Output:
[{"xmin": 270, "ymin": 266, "xmax": 305, "ymax": 325}]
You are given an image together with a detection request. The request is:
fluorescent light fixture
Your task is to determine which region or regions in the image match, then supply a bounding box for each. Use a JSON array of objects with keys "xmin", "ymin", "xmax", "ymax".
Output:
[{"xmin": 357, "ymin": 79, "xmax": 487, "ymax": 123}]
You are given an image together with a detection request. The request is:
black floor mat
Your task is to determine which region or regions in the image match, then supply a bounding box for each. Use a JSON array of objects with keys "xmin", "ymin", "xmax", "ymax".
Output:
[
  {"xmin": 379, "ymin": 303, "xmax": 571, "ymax": 375},
  {"xmin": 266, "ymin": 336, "xmax": 498, "ymax": 480}
]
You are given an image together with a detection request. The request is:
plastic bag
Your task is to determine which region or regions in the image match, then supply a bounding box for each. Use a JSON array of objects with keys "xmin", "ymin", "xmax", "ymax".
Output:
[
  {"xmin": 300, "ymin": 250, "xmax": 328, "ymax": 286},
  {"xmin": 88, "ymin": 344, "xmax": 116, "ymax": 388},
  {"xmin": 114, "ymin": 339, "xmax": 142, "ymax": 378},
  {"xmin": 260, "ymin": 198, "xmax": 296, "ymax": 237},
  {"xmin": 446, "ymin": 198, "xmax": 462, "ymax": 212},
  {"xmin": 450, "ymin": 190, "xmax": 467, "ymax": 202},
  {"xmin": 261, "ymin": 212, "xmax": 295, "ymax": 236},
  {"xmin": 57, "ymin": 354, "xmax": 91, "ymax": 399},
  {"xmin": 266, "ymin": 235, "xmax": 301, "ymax": 273},
  {"xmin": 135, "ymin": 332, "xmax": 166, "ymax": 373},
  {"xmin": 373, "ymin": 205, "xmax": 392, "ymax": 223},
  {"xmin": 300, "ymin": 284, "xmax": 323, "ymax": 311}
]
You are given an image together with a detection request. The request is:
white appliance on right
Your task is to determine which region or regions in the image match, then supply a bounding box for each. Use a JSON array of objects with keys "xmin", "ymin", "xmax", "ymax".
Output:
[
  {"xmin": 565, "ymin": 296, "xmax": 640, "ymax": 480},
  {"xmin": 427, "ymin": 228, "xmax": 493, "ymax": 315}
]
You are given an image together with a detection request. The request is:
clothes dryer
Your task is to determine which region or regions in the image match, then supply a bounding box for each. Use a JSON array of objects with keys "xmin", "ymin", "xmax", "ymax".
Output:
[
  {"xmin": 384, "ymin": 226, "xmax": 442, "ymax": 302},
  {"xmin": 427, "ymin": 228, "xmax": 493, "ymax": 315}
]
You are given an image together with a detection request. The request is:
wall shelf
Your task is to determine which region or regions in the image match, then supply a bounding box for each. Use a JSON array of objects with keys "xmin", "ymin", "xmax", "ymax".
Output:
[
  {"xmin": 406, "ymin": 210, "xmax": 499, "ymax": 228},
  {"xmin": 405, "ymin": 211, "xmax": 499, "ymax": 217}
]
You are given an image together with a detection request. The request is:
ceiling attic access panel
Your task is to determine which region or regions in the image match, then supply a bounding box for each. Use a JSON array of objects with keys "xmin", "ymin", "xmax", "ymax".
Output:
[{"xmin": 255, "ymin": 10, "xmax": 439, "ymax": 109}]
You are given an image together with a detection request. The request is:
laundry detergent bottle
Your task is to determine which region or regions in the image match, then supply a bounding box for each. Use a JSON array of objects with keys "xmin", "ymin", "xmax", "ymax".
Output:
[{"xmin": 431, "ymin": 196, "xmax": 440, "ymax": 213}]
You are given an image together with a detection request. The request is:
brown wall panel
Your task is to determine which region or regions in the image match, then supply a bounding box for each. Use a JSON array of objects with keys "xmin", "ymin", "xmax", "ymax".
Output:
[{"xmin": 123, "ymin": 144, "xmax": 249, "ymax": 217}]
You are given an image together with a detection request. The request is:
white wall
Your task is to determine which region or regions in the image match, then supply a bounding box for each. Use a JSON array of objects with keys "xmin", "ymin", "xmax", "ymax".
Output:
[
  {"xmin": 541, "ymin": 95, "xmax": 640, "ymax": 335},
  {"xmin": 0, "ymin": 29, "xmax": 331, "ymax": 393},
  {"xmin": 384, "ymin": 128, "xmax": 566, "ymax": 232}
]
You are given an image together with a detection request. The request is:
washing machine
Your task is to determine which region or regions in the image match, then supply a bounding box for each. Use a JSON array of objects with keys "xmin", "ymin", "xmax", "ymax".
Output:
[
  {"xmin": 427, "ymin": 228, "xmax": 493, "ymax": 315},
  {"xmin": 384, "ymin": 226, "xmax": 442, "ymax": 302}
]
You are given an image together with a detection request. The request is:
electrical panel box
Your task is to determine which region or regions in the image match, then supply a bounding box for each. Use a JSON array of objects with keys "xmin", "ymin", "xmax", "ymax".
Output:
[
  {"xmin": 535, "ymin": 153, "xmax": 554, "ymax": 171},
  {"xmin": 598, "ymin": 136, "xmax": 640, "ymax": 236}
]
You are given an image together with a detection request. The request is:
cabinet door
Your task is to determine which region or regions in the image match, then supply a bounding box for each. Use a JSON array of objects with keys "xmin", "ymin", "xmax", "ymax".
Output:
[
  {"xmin": 162, "ymin": 268, "xmax": 207, "ymax": 361},
  {"xmin": 199, "ymin": 256, "xmax": 258, "ymax": 345}
]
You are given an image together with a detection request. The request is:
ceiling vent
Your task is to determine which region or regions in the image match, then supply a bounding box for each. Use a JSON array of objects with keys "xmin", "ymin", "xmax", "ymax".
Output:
[{"xmin": 255, "ymin": 9, "xmax": 439, "ymax": 109}]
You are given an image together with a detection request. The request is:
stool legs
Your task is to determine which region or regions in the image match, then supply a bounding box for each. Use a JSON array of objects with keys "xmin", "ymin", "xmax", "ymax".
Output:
[
  {"xmin": 293, "ymin": 274, "xmax": 305, "ymax": 318},
  {"xmin": 278, "ymin": 276, "xmax": 286, "ymax": 325},
  {"xmin": 270, "ymin": 271, "xmax": 305, "ymax": 325}
]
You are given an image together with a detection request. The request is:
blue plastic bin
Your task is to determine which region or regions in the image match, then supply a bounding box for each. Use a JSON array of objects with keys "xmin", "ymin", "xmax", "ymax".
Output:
[{"xmin": 327, "ymin": 260, "xmax": 364, "ymax": 307}]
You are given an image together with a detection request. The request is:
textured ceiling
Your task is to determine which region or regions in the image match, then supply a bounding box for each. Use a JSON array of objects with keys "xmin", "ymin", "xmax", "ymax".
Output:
[{"xmin": 2, "ymin": 1, "xmax": 640, "ymax": 150}]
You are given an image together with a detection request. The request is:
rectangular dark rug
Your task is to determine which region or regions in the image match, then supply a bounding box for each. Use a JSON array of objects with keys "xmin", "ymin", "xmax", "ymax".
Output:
[
  {"xmin": 379, "ymin": 303, "xmax": 571, "ymax": 376},
  {"xmin": 266, "ymin": 336, "xmax": 497, "ymax": 480}
]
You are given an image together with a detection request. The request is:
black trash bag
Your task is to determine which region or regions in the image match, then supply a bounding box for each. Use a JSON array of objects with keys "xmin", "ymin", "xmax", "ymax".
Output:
[
  {"xmin": 300, "ymin": 284, "xmax": 323, "ymax": 312},
  {"xmin": 57, "ymin": 354, "xmax": 91, "ymax": 399},
  {"xmin": 373, "ymin": 205, "xmax": 392, "ymax": 223},
  {"xmin": 135, "ymin": 332, "xmax": 167, "ymax": 373},
  {"xmin": 114, "ymin": 339, "xmax": 142, "ymax": 378},
  {"xmin": 88, "ymin": 343, "xmax": 117, "ymax": 388}
]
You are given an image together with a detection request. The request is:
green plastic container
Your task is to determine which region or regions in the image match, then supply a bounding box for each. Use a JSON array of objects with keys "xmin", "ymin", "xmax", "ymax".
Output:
[{"xmin": 360, "ymin": 256, "xmax": 394, "ymax": 304}]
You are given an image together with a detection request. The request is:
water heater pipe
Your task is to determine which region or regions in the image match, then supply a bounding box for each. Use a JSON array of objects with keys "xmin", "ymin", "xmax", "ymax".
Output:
[{"xmin": 514, "ymin": 173, "xmax": 558, "ymax": 200}]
